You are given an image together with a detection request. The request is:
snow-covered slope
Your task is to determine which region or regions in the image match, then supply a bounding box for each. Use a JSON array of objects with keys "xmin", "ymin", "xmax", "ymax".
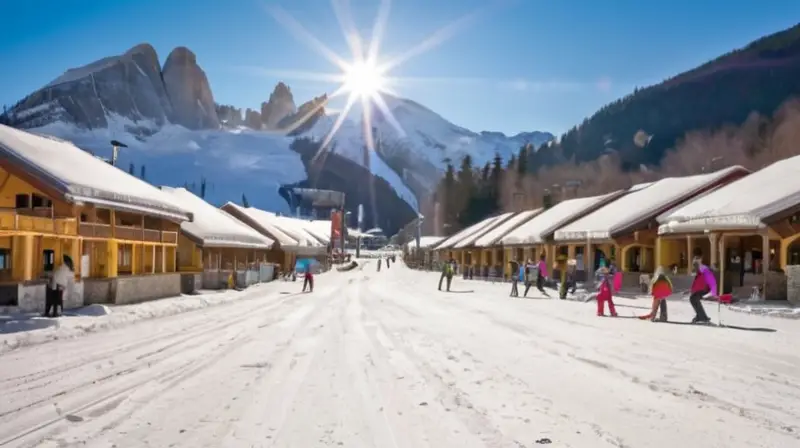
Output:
[
  {"xmin": 30, "ymin": 117, "xmax": 307, "ymax": 214},
  {"xmin": 304, "ymin": 94, "xmax": 553, "ymax": 194}
]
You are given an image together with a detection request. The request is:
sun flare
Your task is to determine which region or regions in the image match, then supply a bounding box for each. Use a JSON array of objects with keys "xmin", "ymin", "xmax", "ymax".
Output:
[{"xmin": 343, "ymin": 60, "xmax": 386, "ymax": 98}]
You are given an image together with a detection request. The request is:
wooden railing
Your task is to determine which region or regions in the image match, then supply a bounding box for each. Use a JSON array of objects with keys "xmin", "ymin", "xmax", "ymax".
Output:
[
  {"xmin": 143, "ymin": 229, "xmax": 161, "ymax": 242},
  {"xmin": 0, "ymin": 209, "xmax": 77, "ymax": 235},
  {"xmin": 79, "ymin": 222, "xmax": 178, "ymax": 244},
  {"xmin": 78, "ymin": 222, "xmax": 113, "ymax": 238}
]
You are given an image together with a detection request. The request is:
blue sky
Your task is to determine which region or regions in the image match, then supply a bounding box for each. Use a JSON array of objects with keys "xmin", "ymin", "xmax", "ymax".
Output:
[{"xmin": 2, "ymin": 0, "xmax": 800, "ymax": 135}]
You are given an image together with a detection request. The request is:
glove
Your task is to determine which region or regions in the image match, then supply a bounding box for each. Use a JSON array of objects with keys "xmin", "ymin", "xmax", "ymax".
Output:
[{"xmin": 702, "ymin": 292, "xmax": 714, "ymax": 300}]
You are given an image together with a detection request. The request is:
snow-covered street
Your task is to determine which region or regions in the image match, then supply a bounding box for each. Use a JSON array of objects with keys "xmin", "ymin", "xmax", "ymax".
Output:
[{"xmin": 1, "ymin": 262, "xmax": 799, "ymax": 448}]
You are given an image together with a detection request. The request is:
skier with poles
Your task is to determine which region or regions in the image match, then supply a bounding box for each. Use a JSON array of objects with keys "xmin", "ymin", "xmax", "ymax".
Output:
[{"xmin": 438, "ymin": 259, "xmax": 455, "ymax": 291}]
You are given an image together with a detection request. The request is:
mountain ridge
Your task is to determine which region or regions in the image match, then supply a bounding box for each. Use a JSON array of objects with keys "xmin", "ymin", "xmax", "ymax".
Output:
[{"xmin": 0, "ymin": 42, "xmax": 553, "ymax": 234}]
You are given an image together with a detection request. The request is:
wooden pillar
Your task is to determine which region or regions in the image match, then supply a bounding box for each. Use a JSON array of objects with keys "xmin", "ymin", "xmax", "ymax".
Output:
[
  {"xmin": 151, "ymin": 244, "xmax": 156, "ymax": 273},
  {"xmin": 586, "ymin": 238, "xmax": 593, "ymax": 274},
  {"xmin": 719, "ymin": 234, "xmax": 726, "ymax": 296},
  {"xmin": 655, "ymin": 237, "xmax": 662, "ymax": 270},
  {"xmin": 686, "ymin": 235, "xmax": 693, "ymax": 274},
  {"xmin": 708, "ymin": 233, "xmax": 718, "ymax": 269},
  {"xmin": 762, "ymin": 233, "xmax": 770, "ymax": 299},
  {"xmin": 161, "ymin": 245, "xmax": 166, "ymax": 273},
  {"xmin": 107, "ymin": 240, "xmax": 119, "ymax": 278}
]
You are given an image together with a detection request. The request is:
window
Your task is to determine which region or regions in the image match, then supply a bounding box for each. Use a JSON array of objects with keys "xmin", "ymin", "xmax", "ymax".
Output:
[
  {"xmin": 0, "ymin": 249, "xmax": 10, "ymax": 270},
  {"xmin": 43, "ymin": 249, "xmax": 55, "ymax": 272},
  {"xmin": 118, "ymin": 245, "xmax": 132, "ymax": 267},
  {"xmin": 31, "ymin": 194, "xmax": 51, "ymax": 208},
  {"xmin": 15, "ymin": 194, "xmax": 29, "ymax": 209}
]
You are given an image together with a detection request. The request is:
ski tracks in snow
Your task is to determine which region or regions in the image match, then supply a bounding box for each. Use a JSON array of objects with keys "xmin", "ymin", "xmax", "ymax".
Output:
[{"xmin": 1, "ymin": 265, "xmax": 799, "ymax": 447}]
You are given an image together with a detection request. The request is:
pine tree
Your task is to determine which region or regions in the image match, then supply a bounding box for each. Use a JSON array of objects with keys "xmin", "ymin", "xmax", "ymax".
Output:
[
  {"xmin": 242, "ymin": 193, "xmax": 250, "ymax": 208},
  {"xmin": 128, "ymin": 163, "xmax": 135, "ymax": 175},
  {"xmin": 140, "ymin": 164, "xmax": 146, "ymax": 181},
  {"xmin": 517, "ymin": 144, "xmax": 530, "ymax": 176},
  {"xmin": 507, "ymin": 154, "xmax": 517, "ymax": 170},
  {"xmin": 200, "ymin": 177, "xmax": 207, "ymax": 199},
  {"xmin": 543, "ymin": 189, "xmax": 554, "ymax": 209}
]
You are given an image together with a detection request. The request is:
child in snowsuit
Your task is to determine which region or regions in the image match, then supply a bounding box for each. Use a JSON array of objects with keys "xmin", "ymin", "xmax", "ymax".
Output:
[
  {"xmin": 595, "ymin": 260, "xmax": 618, "ymax": 316},
  {"xmin": 689, "ymin": 256, "xmax": 717, "ymax": 323},
  {"xmin": 438, "ymin": 260, "xmax": 454, "ymax": 291},
  {"xmin": 641, "ymin": 267, "xmax": 671, "ymax": 322}
]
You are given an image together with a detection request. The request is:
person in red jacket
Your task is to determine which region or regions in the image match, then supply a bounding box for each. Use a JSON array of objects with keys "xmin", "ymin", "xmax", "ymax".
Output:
[{"xmin": 595, "ymin": 259, "xmax": 618, "ymax": 317}]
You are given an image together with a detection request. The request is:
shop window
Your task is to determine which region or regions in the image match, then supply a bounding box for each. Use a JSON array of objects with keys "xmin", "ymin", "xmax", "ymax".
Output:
[{"xmin": 0, "ymin": 249, "xmax": 10, "ymax": 270}]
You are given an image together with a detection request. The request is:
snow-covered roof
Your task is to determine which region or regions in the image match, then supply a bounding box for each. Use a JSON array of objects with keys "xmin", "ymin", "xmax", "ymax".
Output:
[
  {"xmin": 222, "ymin": 202, "xmax": 300, "ymax": 248},
  {"xmin": 433, "ymin": 215, "xmax": 501, "ymax": 251},
  {"xmin": 658, "ymin": 157, "xmax": 800, "ymax": 234},
  {"xmin": 554, "ymin": 166, "xmax": 748, "ymax": 241},
  {"xmin": 501, "ymin": 191, "xmax": 623, "ymax": 245},
  {"xmin": 453, "ymin": 212, "xmax": 515, "ymax": 249},
  {"xmin": 270, "ymin": 215, "xmax": 327, "ymax": 246},
  {"xmin": 160, "ymin": 187, "xmax": 273, "ymax": 249},
  {"xmin": 473, "ymin": 209, "xmax": 543, "ymax": 247},
  {"xmin": 406, "ymin": 236, "xmax": 445, "ymax": 250},
  {"xmin": 0, "ymin": 124, "xmax": 191, "ymax": 221}
]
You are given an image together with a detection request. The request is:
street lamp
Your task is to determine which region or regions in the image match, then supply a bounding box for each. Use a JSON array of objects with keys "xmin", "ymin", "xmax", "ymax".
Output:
[{"xmin": 109, "ymin": 140, "xmax": 128, "ymax": 167}]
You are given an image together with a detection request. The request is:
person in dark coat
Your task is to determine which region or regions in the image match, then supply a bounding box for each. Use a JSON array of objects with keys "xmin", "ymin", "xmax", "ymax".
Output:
[{"xmin": 509, "ymin": 259, "xmax": 520, "ymax": 297}]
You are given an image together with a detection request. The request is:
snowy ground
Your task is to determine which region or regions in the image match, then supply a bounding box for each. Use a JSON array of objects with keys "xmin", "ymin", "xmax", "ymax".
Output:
[{"xmin": 1, "ymin": 262, "xmax": 799, "ymax": 447}]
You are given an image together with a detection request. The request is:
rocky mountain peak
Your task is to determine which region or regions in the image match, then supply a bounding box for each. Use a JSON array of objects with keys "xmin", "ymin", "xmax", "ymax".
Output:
[
  {"xmin": 162, "ymin": 46, "xmax": 219, "ymax": 129},
  {"xmin": 261, "ymin": 82, "xmax": 297, "ymax": 129}
]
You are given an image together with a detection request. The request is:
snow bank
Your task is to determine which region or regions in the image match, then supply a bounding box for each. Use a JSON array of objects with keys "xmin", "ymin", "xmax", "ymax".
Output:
[
  {"xmin": 0, "ymin": 285, "xmax": 288, "ymax": 355},
  {"xmin": 160, "ymin": 187, "xmax": 274, "ymax": 248}
]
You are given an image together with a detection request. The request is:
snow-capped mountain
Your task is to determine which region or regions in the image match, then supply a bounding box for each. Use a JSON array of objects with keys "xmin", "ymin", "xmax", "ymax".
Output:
[
  {"xmin": 306, "ymin": 95, "xmax": 552, "ymax": 196},
  {"xmin": 0, "ymin": 43, "xmax": 553, "ymax": 232}
]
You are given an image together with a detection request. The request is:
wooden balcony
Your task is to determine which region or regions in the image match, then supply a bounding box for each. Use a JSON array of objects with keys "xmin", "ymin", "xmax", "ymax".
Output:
[
  {"xmin": 162, "ymin": 231, "xmax": 178, "ymax": 244},
  {"xmin": 143, "ymin": 229, "xmax": 161, "ymax": 242},
  {"xmin": 0, "ymin": 209, "xmax": 77, "ymax": 235},
  {"xmin": 78, "ymin": 222, "xmax": 179, "ymax": 245},
  {"xmin": 78, "ymin": 222, "xmax": 112, "ymax": 238}
]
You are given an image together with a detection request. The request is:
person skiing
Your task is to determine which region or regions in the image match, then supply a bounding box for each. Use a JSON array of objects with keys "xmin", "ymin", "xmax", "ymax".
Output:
[
  {"xmin": 595, "ymin": 259, "xmax": 618, "ymax": 317},
  {"xmin": 640, "ymin": 266, "xmax": 672, "ymax": 321},
  {"xmin": 301, "ymin": 260, "xmax": 314, "ymax": 292},
  {"xmin": 509, "ymin": 258, "xmax": 520, "ymax": 297},
  {"xmin": 689, "ymin": 255, "xmax": 717, "ymax": 323},
  {"xmin": 438, "ymin": 259, "xmax": 455, "ymax": 291},
  {"xmin": 524, "ymin": 255, "xmax": 548, "ymax": 297},
  {"xmin": 559, "ymin": 257, "xmax": 578, "ymax": 300}
]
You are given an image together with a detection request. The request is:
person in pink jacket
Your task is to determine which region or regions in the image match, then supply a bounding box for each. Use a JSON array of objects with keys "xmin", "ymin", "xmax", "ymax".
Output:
[{"xmin": 689, "ymin": 256, "xmax": 718, "ymax": 323}]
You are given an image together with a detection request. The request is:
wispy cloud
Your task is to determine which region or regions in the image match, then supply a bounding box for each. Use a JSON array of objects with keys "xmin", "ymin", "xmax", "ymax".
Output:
[{"xmin": 596, "ymin": 77, "xmax": 613, "ymax": 93}]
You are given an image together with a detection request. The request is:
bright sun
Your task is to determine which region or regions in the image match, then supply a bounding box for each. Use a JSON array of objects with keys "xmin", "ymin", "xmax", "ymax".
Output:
[{"xmin": 343, "ymin": 60, "xmax": 386, "ymax": 98}]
